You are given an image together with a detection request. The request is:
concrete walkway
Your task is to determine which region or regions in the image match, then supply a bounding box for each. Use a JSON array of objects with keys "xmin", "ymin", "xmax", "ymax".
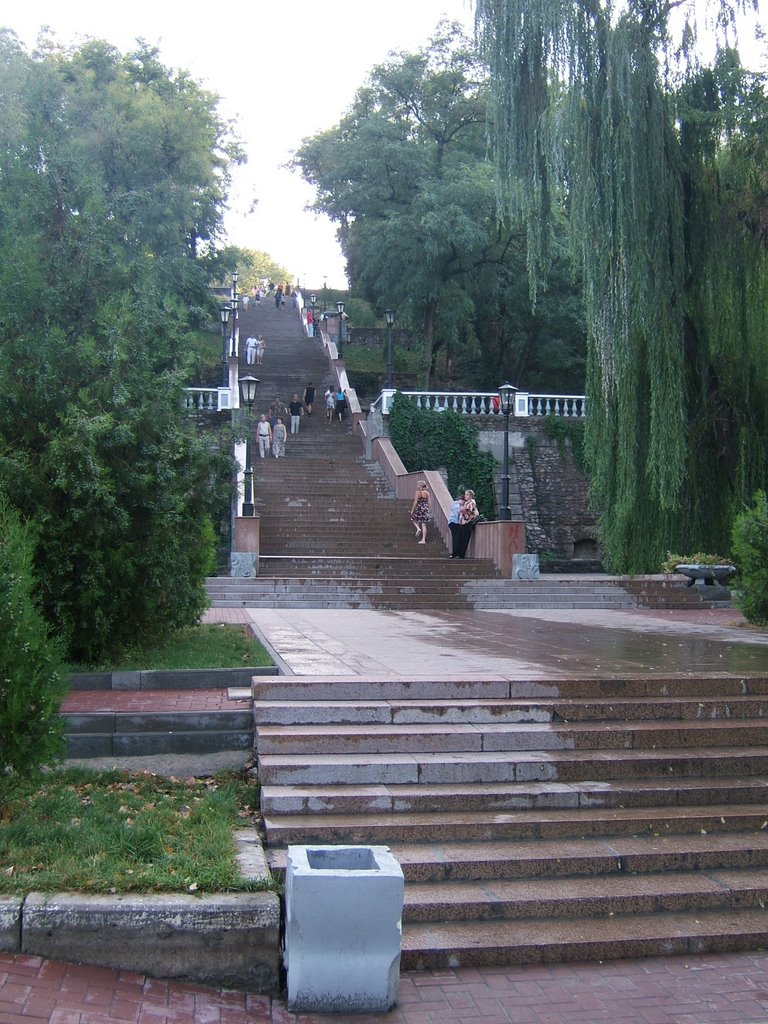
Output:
[
  {"xmin": 205, "ymin": 605, "xmax": 768, "ymax": 679},
  {"xmin": 8, "ymin": 605, "xmax": 768, "ymax": 1022}
]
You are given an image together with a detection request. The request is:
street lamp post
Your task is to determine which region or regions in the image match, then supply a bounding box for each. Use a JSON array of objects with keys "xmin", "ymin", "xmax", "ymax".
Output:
[
  {"xmin": 229, "ymin": 270, "xmax": 239, "ymax": 358},
  {"xmin": 384, "ymin": 308, "xmax": 396, "ymax": 389},
  {"xmin": 310, "ymin": 293, "xmax": 317, "ymax": 337},
  {"xmin": 497, "ymin": 383, "xmax": 516, "ymax": 521},
  {"xmin": 336, "ymin": 300, "xmax": 346, "ymax": 358},
  {"xmin": 238, "ymin": 374, "xmax": 259, "ymax": 517},
  {"xmin": 220, "ymin": 305, "xmax": 231, "ymax": 386}
]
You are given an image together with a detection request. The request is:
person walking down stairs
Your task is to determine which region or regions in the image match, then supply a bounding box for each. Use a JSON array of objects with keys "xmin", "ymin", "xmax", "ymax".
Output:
[
  {"xmin": 272, "ymin": 417, "xmax": 287, "ymax": 458},
  {"xmin": 256, "ymin": 415, "xmax": 272, "ymax": 458},
  {"xmin": 410, "ymin": 480, "xmax": 431, "ymax": 544},
  {"xmin": 288, "ymin": 394, "xmax": 303, "ymax": 434}
]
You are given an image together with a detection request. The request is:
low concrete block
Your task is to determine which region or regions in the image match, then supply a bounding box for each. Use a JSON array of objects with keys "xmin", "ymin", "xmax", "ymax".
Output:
[
  {"xmin": 0, "ymin": 897, "xmax": 22, "ymax": 952},
  {"xmin": 112, "ymin": 671, "xmax": 142, "ymax": 691},
  {"xmin": 22, "ymin": 891, "xmax": 281, "ymax": 992},
  {"xmin": 285, "ymin": 844, "xmax": 404, "ymax": 1013}
]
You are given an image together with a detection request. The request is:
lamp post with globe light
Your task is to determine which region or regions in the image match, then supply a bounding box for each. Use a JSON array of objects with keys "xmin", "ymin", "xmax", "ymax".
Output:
[
  {"xmin": 238, "ymin": 374, "xmax": 259, "ymax": 517},
  {"xmin": 497, "ymin": 383, "xmax": 517, "ymax": 521}
]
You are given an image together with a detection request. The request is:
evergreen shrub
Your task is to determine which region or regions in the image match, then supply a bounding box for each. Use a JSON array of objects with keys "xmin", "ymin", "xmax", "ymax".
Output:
[
  {"xmin": 0, "ymin": 498, "xmax": 66, "ymax": 804},
  {"xmin": 731, "ymin": 490, "xmax": 768, "ymax": 625}
]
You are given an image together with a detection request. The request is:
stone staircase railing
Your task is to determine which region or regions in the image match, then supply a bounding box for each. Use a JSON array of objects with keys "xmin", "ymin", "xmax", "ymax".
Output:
[{"xmin": 373, "ymin": 390, "xmax": 587, "ymax": 417}]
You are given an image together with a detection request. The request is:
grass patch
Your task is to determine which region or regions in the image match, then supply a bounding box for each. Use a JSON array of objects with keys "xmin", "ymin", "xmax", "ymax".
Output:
[
  {"xmin": 69, "ymin": 623, "xmax": 273, "ymax": 672},
  {"xmin": 0, "ymin": 767, "xmax": 272, "ymax": 896}
]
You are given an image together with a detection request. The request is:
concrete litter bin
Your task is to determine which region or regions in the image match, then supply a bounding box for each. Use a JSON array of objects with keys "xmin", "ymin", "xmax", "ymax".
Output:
[{"xmin": 285, "ymin": 844, "xmax": 404, "ymax": 1013}]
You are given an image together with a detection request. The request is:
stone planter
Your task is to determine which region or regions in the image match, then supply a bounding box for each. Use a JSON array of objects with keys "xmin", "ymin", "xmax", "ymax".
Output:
[
  {"xmin": 285, "ymin": 845, "xmax": 404, "ymax": 1013},
  {"xmin": 675, "ymin": 563, "xmax": 736, "ymax": 586}
]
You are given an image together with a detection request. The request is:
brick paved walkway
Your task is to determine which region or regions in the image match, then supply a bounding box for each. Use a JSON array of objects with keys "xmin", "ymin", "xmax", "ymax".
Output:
[
  {"xmin": 4, "ymin": 950, "xmax": 768, "ymax": 1022},
  {"xmin": 60, "ymin": 690, "xmax": 241, "ymax": 713}
]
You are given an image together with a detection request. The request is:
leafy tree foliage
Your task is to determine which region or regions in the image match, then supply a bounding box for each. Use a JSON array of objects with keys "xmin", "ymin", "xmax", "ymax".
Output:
[
  {"xmin": 476, "ymin": 0, "xmax": 768, "ymax": 571},
  {"xmin": 293, "ymin": 22, "xmax": 585, "ymax": 391},
  {"xmin": 0, "ymin": 33, "xmax": 237, "ymax": 662},
  {"xmin": 0, "ymin": 497, "xmax": 66, "ymax": 802},
  {"xmin": 213, "ymin": 246, "xmax": 292, "ymax": 295},
  {"xmin": 732, "ymin": 491, "xmax": 768, "ymax": 625}
]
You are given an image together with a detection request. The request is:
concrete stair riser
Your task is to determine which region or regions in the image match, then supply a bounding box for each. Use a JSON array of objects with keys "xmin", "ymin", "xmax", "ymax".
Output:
[
  {"xmin": 262, "ymin": 806, "xmax": 768, "ymax": 845},
  {"xmin": 396, "ymin": 911, "xmax": 768, "ymax": 970},
  {"xmin": 401, "ymin": 871, "xmax": 768, "ymax": 922},
  {"xmin": 252, "ymin": 696, "xmax": 768, "ymax": 725},
  {"xmin": 256, "ymin": 749, "xmax": 768, "ymax": 787},
  {"xmin": 255, "ymin": 720, "xmax": 768, "ymax": 755},
  {"xmin": 259, "ymin": 777, "xmax": 768, "ymax": 814},
  {"xmin": 266, "ymin": 833, "xmax": 768, "ymax": 882},
  {"xmin": 252, "ymin": 676, "xmax": 768, "ymax": 701}
]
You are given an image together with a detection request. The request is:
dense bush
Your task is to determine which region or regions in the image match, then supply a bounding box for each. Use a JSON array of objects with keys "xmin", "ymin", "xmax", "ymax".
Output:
[
  {"xmin": 389, "ymin": 394, "xmax": 496, "ymax": 515},
  {"xmin": 731, "ymin": 491, "xmax": 768, "ymax": 625},
  {"xmin": 0, "ymin": 498, "xmax": 66, "ymax": 803}
]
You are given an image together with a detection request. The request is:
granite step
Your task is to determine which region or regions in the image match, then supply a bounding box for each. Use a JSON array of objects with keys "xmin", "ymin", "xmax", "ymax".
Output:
[
  {"xmin": 260, "ymin": 775, "xmax": 768, "ymax": 815},
  {"xmin": 398, "ymin": 907, "xmax": 768, "ymax": 969},
  {"xmin": 251, "ymin": 675, "xmax": 768, "ymax": 702},
  {"xmin": 261, "ymin": 803, "xmax": 768, "ymax": 845},
  {"xmin": 255, "ymin": 720, "xmax": 768, "ymax": 755},
  {"xmin": 252, "ymin": 695, "xmax": 768, "ymax": 726},
  {"xmin": 256, "ymin": 747, "xmax": 768, "ymax": 786},
  {"xmin": 402, "ymin": 869, "xmax": 768, "ymax": 922},
  {"xmin": 266, "ymin": 832, "xmax": 768, "ymax": 882}
]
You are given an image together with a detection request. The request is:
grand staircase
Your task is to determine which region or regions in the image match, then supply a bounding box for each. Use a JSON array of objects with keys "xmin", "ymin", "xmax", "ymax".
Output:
[
  {"xmin": 211, "ymin": 297, "xmax": 504, "ymax": 610},
  {"xmin": 207, "ymin": 298, "xmax": 724, "ymax": 613},
  {"xmin": 255, "ymin": 671, "xmax": 768, "ymax": 968}
]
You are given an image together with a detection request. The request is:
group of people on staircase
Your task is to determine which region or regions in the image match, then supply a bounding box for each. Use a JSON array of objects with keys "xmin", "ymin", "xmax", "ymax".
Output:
[
  {"xmin": 410, "ymin": 484, "xmax": 479, "ymax": 556},
  {"xmin": 252, "ymin": 383, "xmax": 319, "ymax": 458},
  {"xmin": 244, "ymin": 335, "xmax": 265, "ymax": 365}
]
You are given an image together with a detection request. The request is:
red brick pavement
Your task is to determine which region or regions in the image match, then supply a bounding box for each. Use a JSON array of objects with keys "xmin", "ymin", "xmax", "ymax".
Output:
[
  {"xmin": 4, "ymin": 951, "xmax": 768, "ymax": 1023},
  {"xmin": 60, "ymin": 690, "xmax": 243, "ymax": 713}
]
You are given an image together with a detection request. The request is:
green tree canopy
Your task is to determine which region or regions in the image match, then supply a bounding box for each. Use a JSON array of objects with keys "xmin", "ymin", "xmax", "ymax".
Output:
[
  {"xmin": 0, "ymin": 32, "xmax": 238, "ymax": 662},
  {"xmin": 294, "ymin": 21, "xmax": 585, "ymax": 391}
]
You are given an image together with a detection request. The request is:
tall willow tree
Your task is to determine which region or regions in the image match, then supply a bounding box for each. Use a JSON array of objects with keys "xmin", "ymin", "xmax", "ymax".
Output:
[{"xmin": 475, "ymin": 0, "xmax": 767, "ymax": 570}]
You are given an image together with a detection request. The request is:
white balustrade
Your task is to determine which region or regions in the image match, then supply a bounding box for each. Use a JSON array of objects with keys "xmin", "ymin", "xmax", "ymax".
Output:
[
  {"xmin": 394, "ymin": 391, "xmax": 586, "ymax": 418},
  {"xmin": 183, "ymin": 387, "xmax": 231, "ymax": 413}
]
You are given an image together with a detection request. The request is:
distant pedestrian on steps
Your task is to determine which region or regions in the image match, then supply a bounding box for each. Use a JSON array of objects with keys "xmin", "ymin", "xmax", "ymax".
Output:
[{"xmin": 304, "ymin": 382, "xmax": 315, "ymax": 416}]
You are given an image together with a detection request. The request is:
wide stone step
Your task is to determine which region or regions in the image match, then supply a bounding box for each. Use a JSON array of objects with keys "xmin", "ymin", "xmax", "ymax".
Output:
[
  {"xmin": 255, "ymin": 720, "xmax": 768, "ymax": 755},
  {"xmin": 261, "ymin": 803, "xmax": 768, "ymax": 845},
  {"xmin": 252, "ymin": 695, "xmax": 768, "ymax": 726},
  {"xmin": 259, "ymin": 775, "xmax": 768, "ymax": 814},
  {"xmin": 398, "ymin": 907, "xmax": 768, "ymax": 970},
  {"xmin": 257, "ymin": 747, "xmax": 768, "ymax": 786},
  {"xmin": 266, "ymin": 831, "xmax": 768, "ymax": 881},
  {"xmin": 251, "ymin": 674, "xmax": 768, "ymax": 702},
  {"xmin": 402, "ymin": 869, "xmax": 768, "ymax": 922}
]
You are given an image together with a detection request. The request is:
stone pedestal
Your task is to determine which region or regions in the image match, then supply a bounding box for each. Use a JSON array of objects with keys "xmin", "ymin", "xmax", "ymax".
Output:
[
  {"xmin": 285, "ymin": 845, "xmax": 404, "ymax": 1013},
  {"xmin": 231, "ymin": 516, "xmax": 260, "ymax": 577},
  {"xmin": 513, "ymin": 553, "xmax": 540, "ymax": 579}
]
